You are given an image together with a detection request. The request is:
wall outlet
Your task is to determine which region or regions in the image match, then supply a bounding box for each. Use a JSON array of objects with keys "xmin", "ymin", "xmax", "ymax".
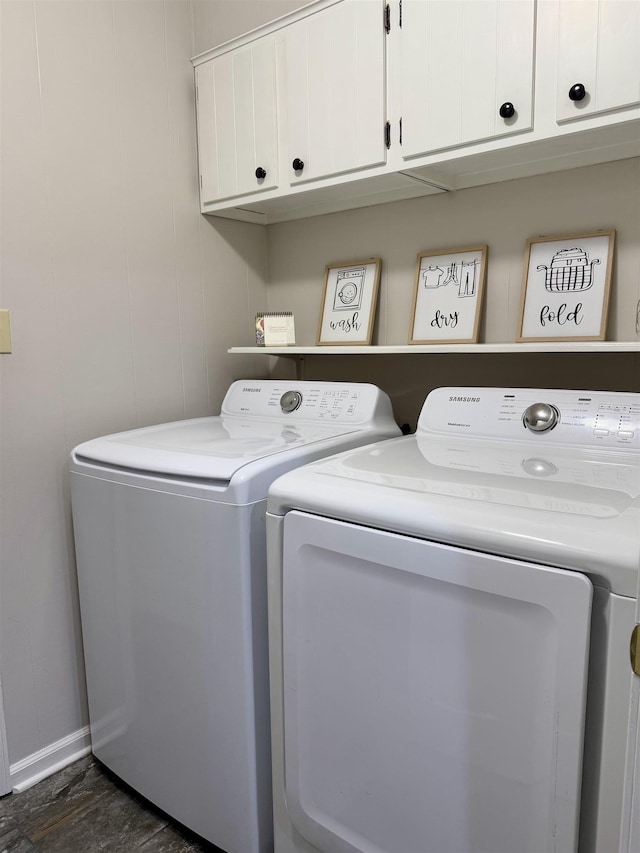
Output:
[{"xmin": 0, "ymin": 310, "xmax": 12, "ymax": 353}]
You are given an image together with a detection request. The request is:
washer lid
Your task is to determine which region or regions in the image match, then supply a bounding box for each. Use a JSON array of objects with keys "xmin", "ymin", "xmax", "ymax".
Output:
[
  {"xmin": 72, "ymin": 416, "xmax": 359, "ymax": 482},
  {"xmin": 269, "ymin": 434, "xmax": 640, "ymax": 596}
]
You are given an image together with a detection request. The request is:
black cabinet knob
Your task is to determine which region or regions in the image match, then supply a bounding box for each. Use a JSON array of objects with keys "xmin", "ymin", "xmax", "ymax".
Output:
[
  {"xmin": 499, "ymin": 102, "xmax": 515, "ymax": 119},
  {"xmin": 569, "ymin": 83, "xmax": 587, "ymax": 102},
  {"xmin": 255, "ymin": 167, "xmax": 267, "ymax": 180},
  {"xmin": 292, "ymin": 158, "xmax": 305, "ymax": 172}
]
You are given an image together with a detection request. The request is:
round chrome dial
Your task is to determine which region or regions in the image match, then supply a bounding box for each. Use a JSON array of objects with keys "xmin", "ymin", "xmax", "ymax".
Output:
[
  {"xmin": 521, "ymin": 457, "xmax": 558, "ymax": 477},
  {"xmin": 522, "ymin": 402, "xmax": 559, "ymax": 433},
  {"xmin": 280, "ymin": 390, "xmax": 303, "ymax": 413}
]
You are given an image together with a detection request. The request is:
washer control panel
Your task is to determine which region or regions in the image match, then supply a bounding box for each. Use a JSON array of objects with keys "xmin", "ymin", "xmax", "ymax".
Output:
[
  {"xmin": 221, "ymin": 380, "xmax": 397, "ymax": 428},
  {"xmin": 419, "ymin": 387, "xmax": 640, "ymax": 449}
]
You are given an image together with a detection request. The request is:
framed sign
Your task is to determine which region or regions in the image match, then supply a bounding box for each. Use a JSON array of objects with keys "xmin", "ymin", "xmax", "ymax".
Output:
[
  {"xmin": 317, "ymin": 258, "xmax": 381, "ymax": 345},
  {"xmin": 409, "ymin": 245, "xmax": 487, "ymax": 344},
  {"xmin": 517, "ymin": 229, "xmax": 615, "ymax": 341}
]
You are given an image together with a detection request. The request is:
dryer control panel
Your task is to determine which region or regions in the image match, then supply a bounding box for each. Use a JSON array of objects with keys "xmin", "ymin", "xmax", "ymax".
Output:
[{"xmin": 419, "ymin": 387, "xmax": 640, "ymax": 450}]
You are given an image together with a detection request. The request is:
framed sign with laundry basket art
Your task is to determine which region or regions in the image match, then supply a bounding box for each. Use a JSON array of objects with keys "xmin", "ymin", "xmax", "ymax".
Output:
[
  {"xmin": 409, "ymin": 245, "xmax": 488, "ymax": 344},
  {"xmin": 517, "ymin": 229, "xmax": 615, "ymax": 341}
]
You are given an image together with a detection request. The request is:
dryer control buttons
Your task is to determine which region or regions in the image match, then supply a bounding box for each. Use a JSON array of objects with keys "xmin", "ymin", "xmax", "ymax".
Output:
[
  {"xmin": 523, "ymin": 402, "xmax": 559, "ymax": 433},
  {"xmin": 280, "ymin": 390, "xmax": 303, "ymax": 413}
]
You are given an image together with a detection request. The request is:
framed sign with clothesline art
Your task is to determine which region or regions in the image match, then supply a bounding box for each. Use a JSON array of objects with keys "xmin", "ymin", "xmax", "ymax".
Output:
[{"xmin": 409, "ymin": 245, "xmax": 488, "ymax": 344}]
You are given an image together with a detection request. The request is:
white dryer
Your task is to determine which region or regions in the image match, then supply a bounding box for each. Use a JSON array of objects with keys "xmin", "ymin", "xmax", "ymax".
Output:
[
  {"xmin": 69, "ymin": 380, "xmax": 399, "ymax": 853},
  {"xmin": 266, "ymin": 387, "xmax": 640, "ymax": 853}
]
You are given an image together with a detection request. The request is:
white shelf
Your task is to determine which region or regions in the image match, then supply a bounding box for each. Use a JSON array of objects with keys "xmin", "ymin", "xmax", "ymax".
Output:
[{"xmin": 229, "ymin": 342, "xmax": 639, "ymax": 356}]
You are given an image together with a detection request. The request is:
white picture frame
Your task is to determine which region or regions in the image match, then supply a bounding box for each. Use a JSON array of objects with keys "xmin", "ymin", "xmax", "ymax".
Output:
[
  {"xmin": 517, "ymin": 229, "xmax": 615, "ymax": 342},
  {"xmin": 317, "ymin": 258, "xmax": 381, "ymax": 346},
  {"xmin": 409, "ymin": 245, "xmax": 487, "ymax": 344}
]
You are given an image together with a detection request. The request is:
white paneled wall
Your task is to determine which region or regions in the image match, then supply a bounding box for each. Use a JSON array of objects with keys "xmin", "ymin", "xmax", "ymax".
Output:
[{"xmin": 0, "ymin": 0, "xmax": 269, "ymax": 780}]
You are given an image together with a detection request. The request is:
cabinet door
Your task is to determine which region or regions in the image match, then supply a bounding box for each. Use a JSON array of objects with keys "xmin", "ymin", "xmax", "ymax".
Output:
[
  {"xmin": 400, "ymin": 0, "xmax": 535, "ymax": 159},
  {"xmin": 556, "ymin": 0, "xmax": 640, "ymax": 122},
  {"xmin": 195, "ymin": 37, "xmax": 278, "ymax": 204},
  {"xmin": 284, "ymin": 0, "xmax": 386, "ymax": 185}
]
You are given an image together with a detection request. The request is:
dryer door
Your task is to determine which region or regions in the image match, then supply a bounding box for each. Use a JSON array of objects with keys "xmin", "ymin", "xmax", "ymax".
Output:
[{"xmin": 282, "ymin": 511, "xmax": 593, "ymax": 853}]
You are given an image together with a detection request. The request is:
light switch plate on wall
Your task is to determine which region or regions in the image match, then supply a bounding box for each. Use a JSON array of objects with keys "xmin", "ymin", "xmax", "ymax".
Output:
[{"xmin": 0, "ymin": 310, "xmax": 12, "ymax": 353}]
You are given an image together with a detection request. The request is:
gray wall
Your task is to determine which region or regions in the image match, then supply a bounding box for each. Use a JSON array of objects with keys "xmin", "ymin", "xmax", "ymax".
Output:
[
  {"xmin": 0, "ymin": 0, "xmax": 271, "ymax": 768},
  {"xmin": 0, "ymin": 0, "xmax": 638, "ymax": 774},
  {"xmin": 266, "ymin": 158, "xmax": 640, "ymax": 427},
  {"xmin": 191, "ymin": 0, "xmax": 306, "ymax": 54}
]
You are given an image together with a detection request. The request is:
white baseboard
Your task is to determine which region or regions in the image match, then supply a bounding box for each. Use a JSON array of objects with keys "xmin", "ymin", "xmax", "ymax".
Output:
[
  {"xmin": 10, "ymin": 726, "xmax": 92, "ymax": 793},
  {"xmin": 0, "ymin": 683, "xmax": 11, "ymax": 796}
]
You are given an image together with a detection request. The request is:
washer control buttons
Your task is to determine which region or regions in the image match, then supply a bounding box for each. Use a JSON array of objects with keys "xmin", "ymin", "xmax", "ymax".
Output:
[
  {"xmin": 280, "ymin": 390, "xmax": 303, "ymax": 413},
  {"xmin": 522, "ymin": 402, "xmax": 560, "ymax": 433}
]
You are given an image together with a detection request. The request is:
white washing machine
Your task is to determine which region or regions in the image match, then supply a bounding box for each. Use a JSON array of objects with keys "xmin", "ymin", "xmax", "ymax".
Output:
[
  {"xmin": 69, "ymin": 380, "xmax": 400, "ymax": 853},
  {"xmin": 266, "ymin": 386, "xmax": 640, "ymax": 853}
]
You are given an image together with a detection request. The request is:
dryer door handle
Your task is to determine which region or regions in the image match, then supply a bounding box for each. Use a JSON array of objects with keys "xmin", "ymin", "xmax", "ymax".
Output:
[{"xmin": 631, "ymin": 625, "xmax": 640, "ymax": 676}]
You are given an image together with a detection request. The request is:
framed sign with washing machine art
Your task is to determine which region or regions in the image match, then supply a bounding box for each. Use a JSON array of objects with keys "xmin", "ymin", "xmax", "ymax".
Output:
[
  {"xmin": 517, "ymin": 230, "xmax": 615, "ymax": 341},
  {"xmin": 317, "ymin": 259, "xmax": 381, "ymax": 345},
  {"xmin": 409, "ymin": 245, "xmax": 488, "ymax": 344}
]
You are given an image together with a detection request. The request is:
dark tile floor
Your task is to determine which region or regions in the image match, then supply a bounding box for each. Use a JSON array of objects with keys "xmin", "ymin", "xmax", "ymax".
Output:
[{"xmin": 0, "ymin": 756, "xmax": 222, "ymax": 852}]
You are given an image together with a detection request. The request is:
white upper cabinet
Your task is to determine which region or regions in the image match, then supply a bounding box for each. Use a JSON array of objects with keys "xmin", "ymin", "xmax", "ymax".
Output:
[
  {"xmin": 399, "ymin": 0, "xmax": 535, "ymax": 158},
  {"xmin": 191, "ymin": 0, "xmax": 639, "ymax": 222},
  {"xmin": 284, "ymin": 0, "xmax": 387, "ymax": 184},
  {"xmin": 556, "ymin": 0, "xmax": 640, "ymax": 123},
  {"xmin": 195, "ymin": 35, "xmax": 279, "ymax": 204}
]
